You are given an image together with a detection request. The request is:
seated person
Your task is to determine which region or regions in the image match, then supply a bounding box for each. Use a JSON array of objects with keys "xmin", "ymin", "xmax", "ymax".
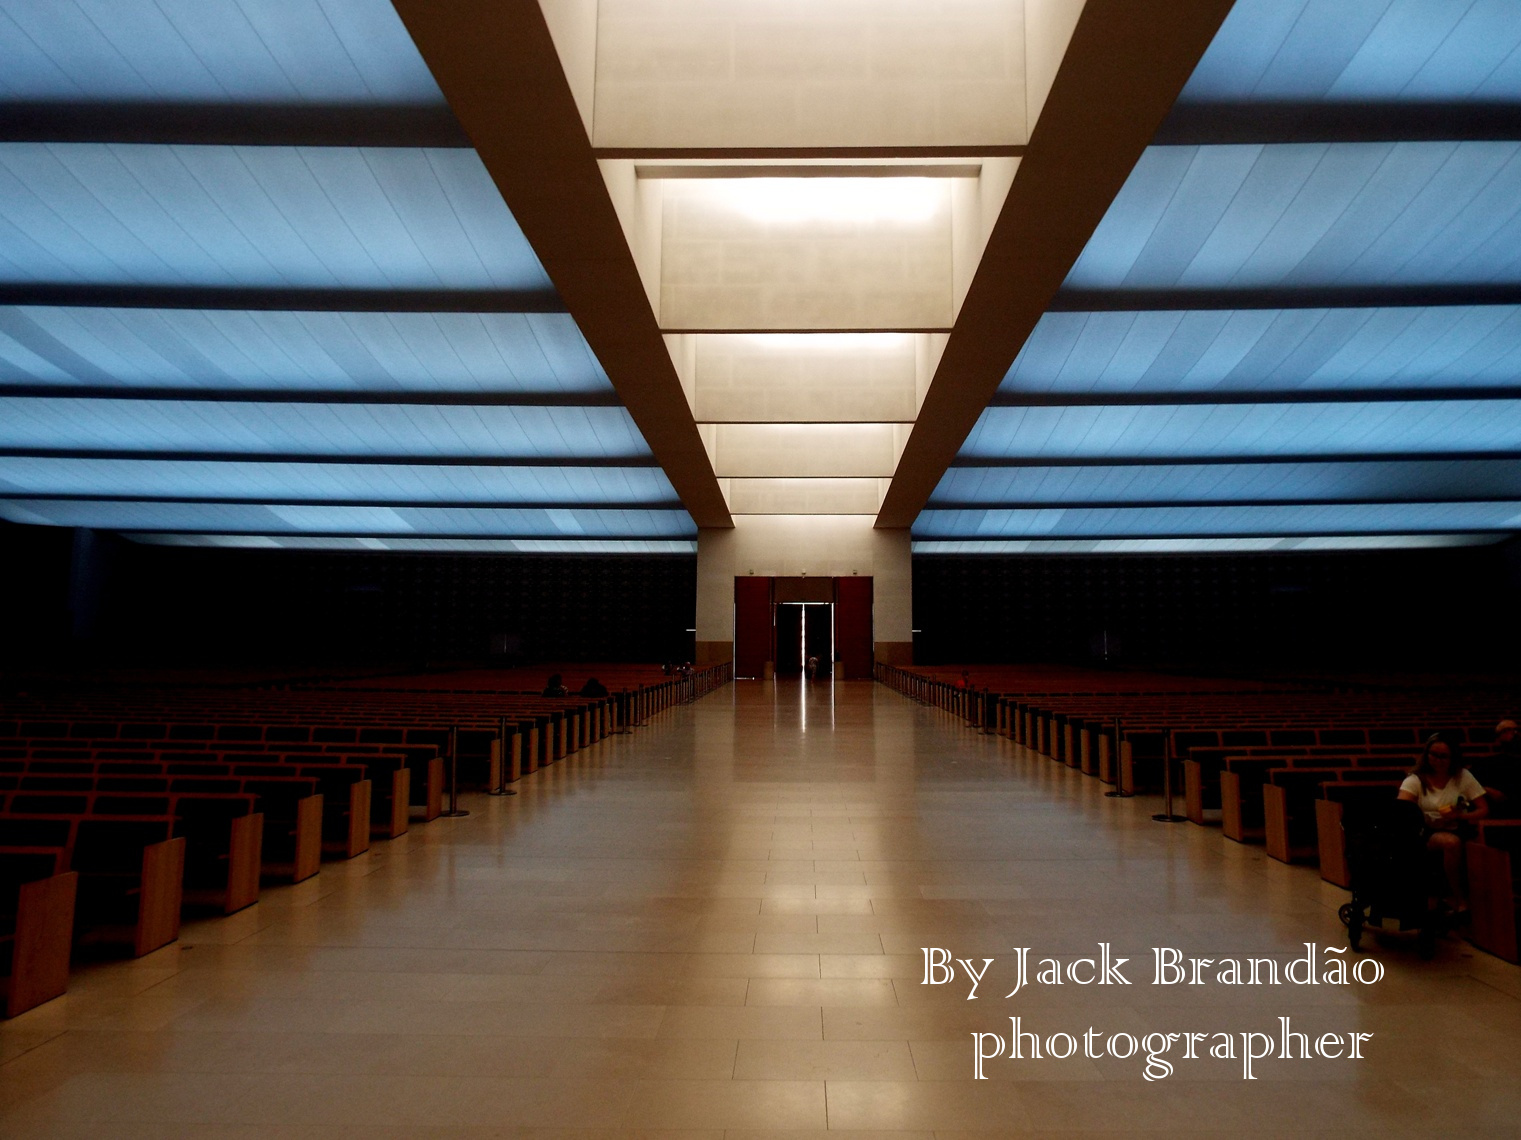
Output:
[
  {"xmin": 1398, "ymin": 733, "xmax": 1488, "ymax": 912},
  {"xmin": 542, "ymin": 673, "xmax": 569, "ymax": 698},
  {"xmin": 579, "ymin": 676, "xmax": 609, "ymax": 698},
  {"xmin": 1469, "ymin": 718, "xmax": 1519, "ymax": 816}
]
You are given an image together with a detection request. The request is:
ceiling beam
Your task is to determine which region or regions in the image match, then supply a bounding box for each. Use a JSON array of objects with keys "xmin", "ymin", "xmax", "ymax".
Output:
[
  {"xmin": 1050, "ymin": 285, "xmax": 1521, "ymax": 312},
  {"xmin": 0, "ymin": 448, "xmax": 659, "ymax": 467},
  {"xmin": 922, "ymin": 496, "xmax": 1521, "ymax": 510},
  {"xmin": 0, "ymin": 493, "xmax": 683, "ymax": 509},
  {"xmin": 0, "ymin": 286, "xmax": 565, "ymax": 313},
  {"xmin": 876, "ymin": 0, "xmax": 1238, "ymax": 528},
  {"xmin": 951, "ymin": 450, "xmax": 1521, "ymax": 468},
  {"xmin": 985, "ymin": 388, "xmax": 1521, "ymax": 408},
  {"xmin": 1155, "ymin": 102, "xmax": 1521, "ymax": 146},
  {"xmin": 0, "ymin": 386, "xmax": 622, "ymax": 407},
  {"xmin": 108, "ymin": 528, "xmax": 695, "ymax": 540},
  {"xmin": 392, "ymin": 0, "xmax": 731, "ymax": 528},
  {"xmin": 0, "ymin": 103, "xmax": 471, "ymax": 147}
]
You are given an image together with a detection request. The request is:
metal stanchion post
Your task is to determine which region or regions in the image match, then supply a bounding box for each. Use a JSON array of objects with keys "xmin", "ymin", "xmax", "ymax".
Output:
[
  {"xmin": 440, "ymin": 724, "xmax": 470, "ymax": 817},
  {"xmin": 1104, "ymin": 717, "xmax": 1132, "ymax": 798},
  {"xmin": 487, "ymin": 715, "xmax": 516, "ymax": 796},
  {"xmin": 1153, "ymin": 731, "xmax": 1186, "ymax": 823}
]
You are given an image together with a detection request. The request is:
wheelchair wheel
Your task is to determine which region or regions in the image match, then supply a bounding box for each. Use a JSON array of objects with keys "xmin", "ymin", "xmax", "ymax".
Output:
[{"xmin": 1339, "ymin": 903, "xmax": 1364, "ymax": 952}]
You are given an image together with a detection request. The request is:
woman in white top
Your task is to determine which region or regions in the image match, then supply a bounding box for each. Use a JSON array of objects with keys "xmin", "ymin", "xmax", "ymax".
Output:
[{"xmin": 1398, "ymin": 734, "xmax": 1488, "ymax": 910}]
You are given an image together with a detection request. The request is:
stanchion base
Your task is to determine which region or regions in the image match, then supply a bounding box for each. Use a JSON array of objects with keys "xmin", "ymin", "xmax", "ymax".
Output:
[
  {"xmin": 439, "ymin": 809, "xmax": 471, "ymax": 818},
  {"xmin": 486, "ymin": 789, "xmax": 517, "ymax": 796},
  {"xmin": 1103, "ymin": 790, "xmax": 1133, "ymax": 798},
  {"xmin": 1151, "ymin": 813, "xmax": 1187, "ymax": 823}
]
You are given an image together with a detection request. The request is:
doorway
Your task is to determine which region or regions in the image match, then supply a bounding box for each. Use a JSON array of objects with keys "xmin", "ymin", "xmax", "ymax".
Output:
[{"xmin": 775, "ymin": 602, "xmax": 834, "ymax": 677}]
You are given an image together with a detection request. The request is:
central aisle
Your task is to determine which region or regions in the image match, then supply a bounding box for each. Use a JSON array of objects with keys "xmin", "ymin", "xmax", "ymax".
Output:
[{"xmin": 2, "ymin": 679, "xmax": 1519, "ymax": 1135}]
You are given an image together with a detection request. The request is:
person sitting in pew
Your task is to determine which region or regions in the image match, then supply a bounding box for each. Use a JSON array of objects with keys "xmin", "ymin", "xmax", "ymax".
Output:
[
  {"xmin": 1398, "ymin": 733, "xmax": 1488, "ymax": 914},
  {"xmin": 579, "ymin": 677, "xmax": 609, "ymax": 698},
  {"xmin": 542, "ymin": 674, "xmax": 569, "ymax": 698},
  {"xmin": 1471, "ymin": 719, "xmax": 1519, "ymax": 816}
]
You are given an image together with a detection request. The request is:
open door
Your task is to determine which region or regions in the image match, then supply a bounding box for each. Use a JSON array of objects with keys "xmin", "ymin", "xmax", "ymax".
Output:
[{"xmin": 775, "ymin": 603, "xmax": 804, "ymax": 675}]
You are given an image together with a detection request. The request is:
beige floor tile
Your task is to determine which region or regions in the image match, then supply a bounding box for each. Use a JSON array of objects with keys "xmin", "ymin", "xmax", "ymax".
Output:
[
  {"xmin": 619, "ymin": 1079, "xmax": 825, "ymax": 1130},
  {"xmin": 733, "ymin": 1038, "xmax": 917, "ymax": 1080},
  {"xmin": 656, "ymin": 1006, "xmax": 822, "ymax": 1040},
  {"xmin": 743, "ymin": 978, "xmax": 899, "ymax": 1007}
]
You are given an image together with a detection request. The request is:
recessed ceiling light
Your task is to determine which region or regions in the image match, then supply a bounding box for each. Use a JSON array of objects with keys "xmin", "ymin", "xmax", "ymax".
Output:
[{"xmin": 699, "ymin": 178, "xmax": 943, "ymax": 224}]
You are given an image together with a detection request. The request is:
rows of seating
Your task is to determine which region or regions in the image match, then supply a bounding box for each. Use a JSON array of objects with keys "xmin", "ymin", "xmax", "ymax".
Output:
[
  {"xmin": 875, "ymin": 661, "xmax": 1520, "ymax": 962},
  {"xmin": 0, "ymin": 660, "xmax": 731, "ymax": 1017}
]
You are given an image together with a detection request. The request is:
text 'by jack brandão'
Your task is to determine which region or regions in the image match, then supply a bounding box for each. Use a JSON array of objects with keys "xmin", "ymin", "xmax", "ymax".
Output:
[{"xmin": 921, "ymin": 944, "xmax": 1382, "ymax": 1081}]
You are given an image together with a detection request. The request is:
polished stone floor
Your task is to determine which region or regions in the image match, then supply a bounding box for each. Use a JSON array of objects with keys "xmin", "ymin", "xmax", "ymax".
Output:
[{"xmin": 2, "ymin": 679, "xmax": 1518, "ymax": 1137}]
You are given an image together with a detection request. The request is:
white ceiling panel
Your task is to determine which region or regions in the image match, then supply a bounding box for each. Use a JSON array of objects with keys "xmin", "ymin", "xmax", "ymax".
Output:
[
  {"xmin": 0, "ymin": 308, "xmax": 607, "ymax": 393},
  {"xmin": 0, "ymin": 499, "xmax": 696, "ymax": 536},
  {"xmin": 959, "ymin": 400, "xmax": 1521, "ymax": 461},
  {"xmin": 913, "ymin": 535, "xmax": 1502, "ymax": 555},
  {"xmin": 931, "ymin": 459, "xmax": 1521, "ymax": 505},
  {"xmin": 0, "ymin": 398, "xmax": 652, "ymax": 459},
  {"xmin": 1181, "ymin": 0, "xmax": 1521, "ymax": 104},
  {"xmin": 0, "ymin": 457, "xmax": 677, "ymax": 504},
  {"xmin": 1066, "ymin": 143, "xmax": 1521, "ymax": 291},
  {"xmin": 914, "ymin": 501, "xmax": 1521, "ymax": 538},
  {"xmin": 0, "ymin": 0, "xmax": 445, "ymax": 104},
  {"xmin": 131, "ymin": 534, "xmax": 699, "ymax": 554},
  {"xmin": 0, "ymin": 145, "xmax": 549, "ymax": 291},
  {"xmin": 1002, "ymin": 306, "xmax": 1521, "ymax": 394}
]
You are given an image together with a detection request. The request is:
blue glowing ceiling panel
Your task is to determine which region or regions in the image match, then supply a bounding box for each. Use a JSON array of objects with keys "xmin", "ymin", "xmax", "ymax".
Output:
[
  {"xmin": 0, "ymin": 398, "xmax": 652, "ymax": 459},
  {"xmin": 0, "ymin": 499, "xmax": 696, "ymax": 537},
  {"xmin": 913, "ymin": 535, "xmax": 1498, "ymax": 555},
  {"xmin": 959, "ymin": 400, "xmax": 1521, "ymax": 461},
  {"xmin": 0, "ymin": 0, "xmax": 444, "ymax": 104},
  {"xmin": 1181, "ymin": 0, "xmax": 1521, "ymax": 104},
  {"xmin": 913, "ymin": 501, "xmax": 1521, "ymax": 539},
  {"xmin": 0, "ymin": 145, "xmax": 549, "ymax": 291},
  {"xmin": 1002, "ymin": 307, "xmax": 1521, "ymax": 395},
  {"xmin": 134, "ymin": 535, "xmax": 699, "ymax": 554},
  {"xmin": 0, "ymin": 308, "xmax": 608, "ymax": 393},
  {"xmin": 1065, "ymin": 143, "xmax": 1521, "ymax": 292},
  {"xmin": 931, "ymin": 459, "xmax": 1521, "ymax": 506},
  {"xmin": 0, "ymin": 458, "xmax": 677, "ymax": 504}
]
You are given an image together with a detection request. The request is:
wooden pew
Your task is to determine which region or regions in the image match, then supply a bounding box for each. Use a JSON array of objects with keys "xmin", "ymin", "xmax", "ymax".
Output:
[
  {"xmin": 2, "ymin": 790, "xmax": 261, "ymax": 916},
  {"xmin": 1263, "ymin": 766, "xmax": 1409, "ymax": 864},
  {"xmin": 0, "ymin": 816, "xmax": 184, "ymax": 958},
  {"xmin": 1467, "ymin": 820, "xmax": 1521, "ymax": 963},
  {"xmin": 1315, "ymin": 780, "xmax": 1408, "ymax": 888},
  {"xmin": 0, "ymin": 847, "xmax": 77, "ymax": 1017}
]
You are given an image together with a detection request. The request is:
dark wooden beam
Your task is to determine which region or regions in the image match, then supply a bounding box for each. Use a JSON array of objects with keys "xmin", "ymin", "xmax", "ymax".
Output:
[
  {"xmin": 392, "ymin": 0, "xmax": 731, "ymax": 527},
  {"xmin": 877, "ymin": 0, "xmax": 1240, "ymax": 527}
]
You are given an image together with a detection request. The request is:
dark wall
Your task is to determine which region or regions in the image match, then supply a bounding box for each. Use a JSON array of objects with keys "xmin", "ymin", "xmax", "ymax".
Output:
[
  {"xmin": 2, "ymin": 522, "xmax": 697, "ymax": 668},
  {"xmin": 1, "ymin": 521, "xmax": 75, "ymax": 656},
  {"xmin": 912, "ymin": 543, "xmax": 1521, "ymax": 673}
]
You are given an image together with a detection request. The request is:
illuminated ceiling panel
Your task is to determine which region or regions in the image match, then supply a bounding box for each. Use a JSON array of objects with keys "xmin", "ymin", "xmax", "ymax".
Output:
[
  {"xmin": 0, "ymin": 500, "xmax": 696, "ymax": 537},
  {"xmin": 931, "ymin": 459, "xmax": 1521, "ymax": 506},
  {"xmin": 0, "ymin": 458, "xmax": 675, "ymax": 505},
  {"xmin": 1001, "ymin": 307, "xmax": 1521, "ymax": 395},
  {"xmin": 914, "ymin": 501, "xmax": 1521, "ymax": 539},
  {"xmin": 135, "ymin": 535, "xmax": 698, "ymax": 554},
  {"xmin": 0, "ymin": 1, "xmax": 691, "ymax": 550},
  {"xmin": 914, "ymin": 535, "xmax": 1502, "ymax": 555},
  {"xmin": 931, "ymin": 0, "xmax": 1521, "ymax": 555},
  {"xmin": 1065, "ymin": 142, "xmax": 1521, "ymax": 292},
  {"xmin": 1180, "ymin": 0, "xmax": 1521, "ymax": 104},
  {"xmin": 0, "ymin": 308, "xmax": 605, "ymax": 393},
  {"xmin": 0, "ymin": 399, "xmax": 652, "ymax": 460},
  {"xmin": 960, "ymin": 401, "xmax": 1521, "ymax": 462},
  {"xmin": 0, "ymin": 145, "xmax": 548, "ymax": 291},
  {"xmin": 0, "ymin": 0, "xmax": 446, "ymax": 103}
]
